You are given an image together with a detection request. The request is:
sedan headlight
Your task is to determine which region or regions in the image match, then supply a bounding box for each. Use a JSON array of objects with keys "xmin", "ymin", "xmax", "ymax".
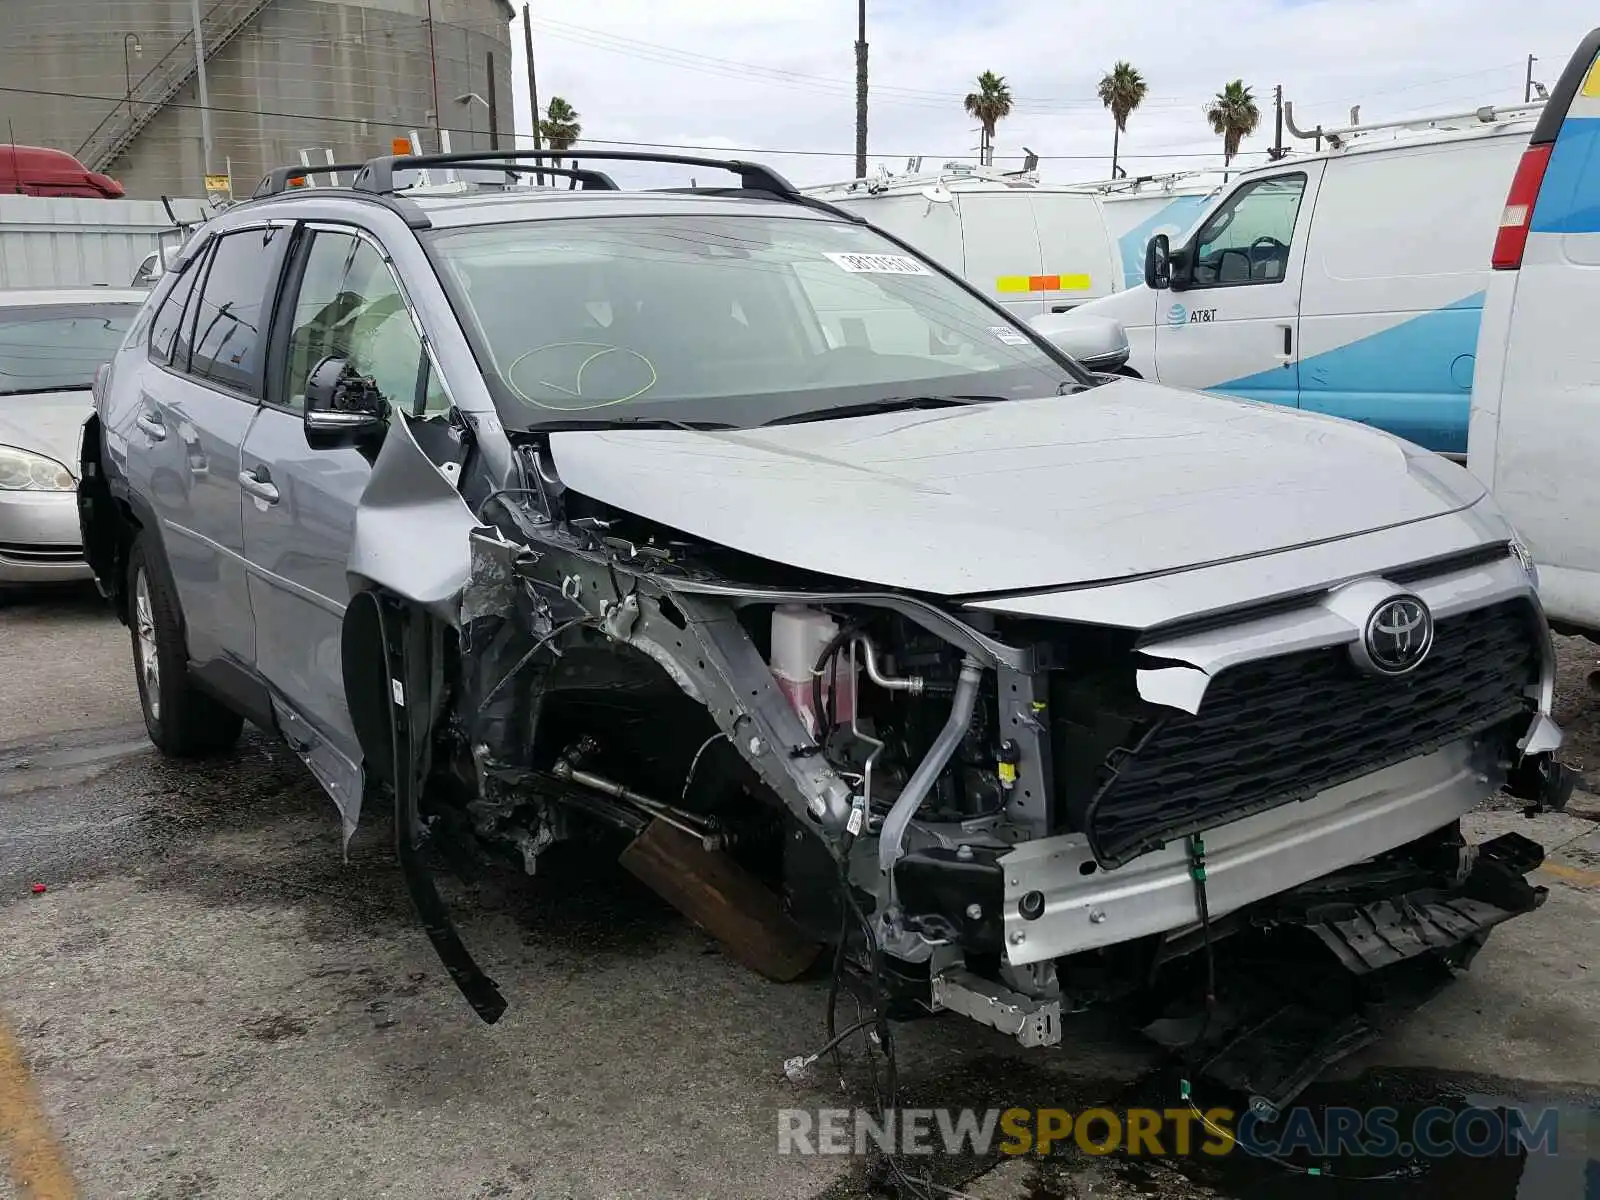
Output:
[{"xmin": 0, "ymin": 444, "xmax": 75, "ymax": 492}]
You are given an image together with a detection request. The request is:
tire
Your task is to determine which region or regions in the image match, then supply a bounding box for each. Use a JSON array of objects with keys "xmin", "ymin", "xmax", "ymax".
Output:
[{"xmin": 128, "ymin": 534, "xmax": 244, "ymax": 757}]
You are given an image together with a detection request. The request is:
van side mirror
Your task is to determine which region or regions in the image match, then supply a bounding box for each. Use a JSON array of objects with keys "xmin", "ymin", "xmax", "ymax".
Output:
[
  {"xmin": 1144, "ymin": 234, "xmax": 1171, "ymax": 291},
  {"xmin": 303, "ymin": 355, "xmax": 388, "ymax": 449}
]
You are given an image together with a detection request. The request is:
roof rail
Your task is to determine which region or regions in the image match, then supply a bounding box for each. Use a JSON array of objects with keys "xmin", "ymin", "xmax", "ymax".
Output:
[{"xmin": 351, "ymin": 149, "xmax": 801, "ymax": 198}]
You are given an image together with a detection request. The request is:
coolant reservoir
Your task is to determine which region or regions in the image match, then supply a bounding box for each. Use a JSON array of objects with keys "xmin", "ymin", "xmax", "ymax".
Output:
[{"xmin": 770, "ymin": 605, "xmax": 857, "ymax": 739}]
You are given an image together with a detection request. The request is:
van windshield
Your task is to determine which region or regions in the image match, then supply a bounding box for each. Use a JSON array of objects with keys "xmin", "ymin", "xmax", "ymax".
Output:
[{"xmin": 426, "ymin": 213, "xmax": 1089, "ymax": 429}]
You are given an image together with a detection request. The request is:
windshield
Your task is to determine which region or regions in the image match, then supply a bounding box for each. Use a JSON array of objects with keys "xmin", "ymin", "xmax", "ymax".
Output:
[
  {"xmin": 0, "ymin": 304, "xmax": 138, "ymax": 397},
  {"xmin": 426, "ymin": 213, "xmax": 1088, "ymax": 427}
]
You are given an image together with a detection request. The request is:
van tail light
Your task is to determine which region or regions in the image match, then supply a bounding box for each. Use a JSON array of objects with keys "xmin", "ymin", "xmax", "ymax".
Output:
[
  {"xmin": 1492, "ymin": 142, "xmax": 1554, "ymax": 270},
  {"xmin": 92, "ymin": 363, "xmax": 109, "ymax": 403}
]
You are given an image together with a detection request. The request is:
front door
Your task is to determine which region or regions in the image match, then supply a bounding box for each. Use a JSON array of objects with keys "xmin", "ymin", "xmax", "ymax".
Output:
[
  {"xmin": 1154, "ymin": 165, "xmax": 1323, "ymax": 409},
  {"xmin": 242, "ymin": 225, "xmax": 445, "ymax": 757}
]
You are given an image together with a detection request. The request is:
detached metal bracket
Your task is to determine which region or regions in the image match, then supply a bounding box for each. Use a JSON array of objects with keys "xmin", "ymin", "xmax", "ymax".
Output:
[{"xmin": 930, "ymin": 967, "xmax": 1062, "ymax": 1048}]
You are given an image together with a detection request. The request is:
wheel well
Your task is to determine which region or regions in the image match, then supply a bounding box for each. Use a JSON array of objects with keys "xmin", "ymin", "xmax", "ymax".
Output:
[{"xmin": 341, "ymin": 589, "xmax": 395, "ymax": 787}]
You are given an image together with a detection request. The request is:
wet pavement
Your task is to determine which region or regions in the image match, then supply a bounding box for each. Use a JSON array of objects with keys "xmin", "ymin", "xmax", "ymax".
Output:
[{"xmin": 0, "ymin": 589, "xmax": 1596, "ymax": 1199}]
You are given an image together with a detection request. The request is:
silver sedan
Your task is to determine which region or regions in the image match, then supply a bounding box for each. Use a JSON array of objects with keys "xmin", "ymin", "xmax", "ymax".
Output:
[{"xmin": 0, "ymin": 289, "xmax": 145, "ymax": 586}]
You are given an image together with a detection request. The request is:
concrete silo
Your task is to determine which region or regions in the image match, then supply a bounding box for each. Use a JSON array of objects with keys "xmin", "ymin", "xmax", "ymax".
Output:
[{"xmin": 0, "ymin": 0, "xmax": 515, "ymax": 199}]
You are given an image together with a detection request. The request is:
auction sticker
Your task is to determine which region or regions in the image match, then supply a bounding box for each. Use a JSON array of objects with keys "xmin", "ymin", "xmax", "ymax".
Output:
[
  {"xmin": 824, "ymin": 252, "xmax": 932, "ymax": 275},
  {"xmin": 989, "ymin": 326, "xmax": 1030, "ymax": 345}
]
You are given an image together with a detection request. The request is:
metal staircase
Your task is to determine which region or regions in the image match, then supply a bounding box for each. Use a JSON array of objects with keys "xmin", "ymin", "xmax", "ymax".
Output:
[{"xmin": 76, "ymin": 0, "xmax": 274, "ymax": 174}]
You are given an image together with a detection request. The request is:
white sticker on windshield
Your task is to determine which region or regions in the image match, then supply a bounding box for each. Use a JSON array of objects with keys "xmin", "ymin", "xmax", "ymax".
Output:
[
  {"xmin": 824, "ymin": 252, "xmax": 932, "ymax": 275},
  {"xmin": 989, "ymin": 326, "xmax": 1030, "ymax": 346}
]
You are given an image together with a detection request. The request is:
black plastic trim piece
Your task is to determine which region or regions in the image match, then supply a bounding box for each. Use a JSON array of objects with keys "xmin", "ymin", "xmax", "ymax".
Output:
[{"xmin": 1530, "ymin": 27, "xmax": 1600, "ymax": 145}]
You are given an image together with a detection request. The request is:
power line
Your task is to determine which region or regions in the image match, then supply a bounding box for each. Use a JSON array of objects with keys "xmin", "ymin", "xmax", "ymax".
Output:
[{"xmin": 0, "ymin": 81, "xmax": 1268, "ymax": 163}]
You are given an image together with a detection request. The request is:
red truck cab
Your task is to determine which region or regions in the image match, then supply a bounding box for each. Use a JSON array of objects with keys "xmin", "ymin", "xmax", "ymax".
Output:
[{"xmin": 0, "ymin": 146, "xmax": 125, "ymax": 198}]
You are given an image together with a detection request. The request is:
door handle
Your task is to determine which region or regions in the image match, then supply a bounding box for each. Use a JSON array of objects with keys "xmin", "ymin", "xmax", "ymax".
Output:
[
  {"xmin": 1277, "ymin": 323, "xmax": 1295, "ymax": 363},
  {"xmin": 238, "ymin": 468, "xmax": 280, "ymax": 505},
  {"xmin": 135, "ymin": 412, "xmax": 167, "ymax": 441},
  {"xmin": 1050, "ymin": 304, "xmax": 1072, "ymax": 314}
]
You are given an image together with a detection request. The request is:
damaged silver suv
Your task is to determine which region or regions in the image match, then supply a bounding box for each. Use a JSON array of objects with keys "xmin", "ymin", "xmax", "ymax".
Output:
[{"xmin": 79, "ymin": 150, "xmax": 1572, "ymax": 1106}]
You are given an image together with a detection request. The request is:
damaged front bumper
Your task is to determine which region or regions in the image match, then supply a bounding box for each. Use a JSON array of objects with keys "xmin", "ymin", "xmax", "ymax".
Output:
[{"xmin": 997, "ymin": 740, "xmax": 1506, "ymax": 966}]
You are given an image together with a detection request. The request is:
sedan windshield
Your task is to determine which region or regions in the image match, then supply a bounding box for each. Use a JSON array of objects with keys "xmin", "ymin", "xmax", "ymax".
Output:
[
  {"xmin": 0, "ymin": 304, "xmax": 138, "ymax": 397},
  {"xmin": 426, "ymin": 213, "xmax": 1088, "ymax": 427}
]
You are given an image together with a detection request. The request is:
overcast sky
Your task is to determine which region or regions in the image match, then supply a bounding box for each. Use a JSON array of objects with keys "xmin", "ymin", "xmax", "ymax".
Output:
[{"xmin": 498, "ymin": 0, "xmax": 1589, "ymax": 189}]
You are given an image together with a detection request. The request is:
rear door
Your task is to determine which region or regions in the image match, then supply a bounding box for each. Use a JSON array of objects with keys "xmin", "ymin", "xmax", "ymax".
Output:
[
  {"xmin": 956, "ymin": 192, "xmax": 1047, "ymax": 319},
  {"xmin": 1154, "ymin": 164, "xmax": 1324, "ymax": 409},
  {"xmin": 1474, "ymin": 29, "xmax": 1600, "ymax": 624},
  {"xmin": 1027, "ymin": 193, "xmax": 1117, "ymax": 312},
  {"xmin": 241, "ymin": 224, "xmax": 445, "ymax": 756},
  {"xmin": 130, "ymin": 226, "xmax": 288, "ymax": 669}
]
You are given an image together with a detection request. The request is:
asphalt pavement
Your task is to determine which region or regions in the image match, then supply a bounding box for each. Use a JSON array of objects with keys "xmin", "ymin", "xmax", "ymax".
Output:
[{"xmin": 0, "ymin": 587, "xmax": 1596, "ymax": 1199}]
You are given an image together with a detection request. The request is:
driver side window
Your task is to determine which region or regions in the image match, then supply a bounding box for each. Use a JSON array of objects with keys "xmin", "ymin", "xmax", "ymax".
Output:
[
  {"xmin": 281, "ymin": 230, "xmax": 448, "ymax": 416},
  {"xmin": 1191, "ymin": 173, "xmax": 1306, "ymax": 287}
]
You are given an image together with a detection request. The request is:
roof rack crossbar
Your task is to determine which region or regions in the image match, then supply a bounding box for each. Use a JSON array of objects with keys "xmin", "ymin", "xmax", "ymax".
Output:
[
  {"xmin": 253, "ymin": 162, "xmax": 372, "ymax": 198},
  {"xmin": 352, "ymin": 149, "xmax": 800, "ymax": 198}
]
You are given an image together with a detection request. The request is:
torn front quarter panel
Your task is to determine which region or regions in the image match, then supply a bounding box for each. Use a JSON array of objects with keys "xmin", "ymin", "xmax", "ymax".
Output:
[{"xmin": 346, "ymin": 410, "xmax": 480, "ymax": 624}]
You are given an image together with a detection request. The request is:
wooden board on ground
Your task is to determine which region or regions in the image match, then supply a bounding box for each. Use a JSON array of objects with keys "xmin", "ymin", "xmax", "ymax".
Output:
[{"xmin": 619, "ymin": 818, "xmax": 823, "ymax": 982}]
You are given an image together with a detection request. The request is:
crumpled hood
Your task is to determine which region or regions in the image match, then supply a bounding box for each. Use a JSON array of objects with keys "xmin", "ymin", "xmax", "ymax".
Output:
[
  {"xmin": 547, "ymin": 381, "xmax": 1484, "ymax": 597},
  {"xmin": 0, "ymin": 390, "xmax": 92, "ymax": 473}
]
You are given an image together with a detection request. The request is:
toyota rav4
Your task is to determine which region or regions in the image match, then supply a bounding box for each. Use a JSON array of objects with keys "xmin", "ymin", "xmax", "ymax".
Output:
[{"xmin": 78, "ymin": 150, "xmax": 1571, "ymax": 1107}]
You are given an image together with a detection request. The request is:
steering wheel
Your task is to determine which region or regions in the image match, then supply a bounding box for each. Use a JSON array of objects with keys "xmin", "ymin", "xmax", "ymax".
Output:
[
  {"xmin": 504, "ymin": 341, "xmax": 658, "ymax": 410},
  {"xmin": 1249, "ymin": 235, "xmax": 1288, "ymax": 257}
]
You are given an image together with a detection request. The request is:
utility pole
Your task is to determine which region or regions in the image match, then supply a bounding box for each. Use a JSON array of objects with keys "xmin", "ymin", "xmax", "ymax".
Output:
[
  {"xmin": 486, "ymin": 51, "xmax": 500, "ymax": 149},
  {"xmin": 853, "ymin": 0, "xmax": 867, "ymax": 179},
  {"xmin": 1525, "ymin": 54, "xmax": 1537, "ymax": 103},
  {"xmin": 523, "ymin": 4, "xmax": 544, "ymax": 183},
  {"xmin": 1271, "ymin": 84, "xmax": 1284, "ymax": 160},
  {"xmin": 188, "ymin": 0, "xmax": 214, "ymax": 178},
  {"xmin": 425, "ymin": 0, "xmax": 442, "ymax": 137}
]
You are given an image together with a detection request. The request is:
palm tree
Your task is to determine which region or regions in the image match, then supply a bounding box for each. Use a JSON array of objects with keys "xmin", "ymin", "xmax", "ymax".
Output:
[
  {"xmin": 1097, "ymin": 61, "xmax": 1147, "ymax": 179},
  {"xmin": 539, "ymin": 97, "xmax": 582, "ymax": 169},
  {"xmin": 963, "ymin": 71, "xmax": 1013, "ymax": 167},
  {"xmin": 1205, "ymin": 80, "xmax": 1260, "ymax": 175}
]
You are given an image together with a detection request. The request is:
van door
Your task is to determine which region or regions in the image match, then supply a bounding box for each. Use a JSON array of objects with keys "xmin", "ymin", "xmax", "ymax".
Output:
[
  {"xmin": 1473, "ymin": 29, "xmax": 1600, "ymax": 629},
  {"xmin": 957, "ymin": 193, "xmax": 1046, "ymax": 319},
  {"xmin": 1027, "ymin": 193, "xmax": 1117, "ymax": 312},
  {"xmin": 1297, "ymin": 137, "xmax": 1523, "ymax": 455},
  {"xmin": 1154, "ymin": 164, "xmax": 1324, "ymax": 408}
]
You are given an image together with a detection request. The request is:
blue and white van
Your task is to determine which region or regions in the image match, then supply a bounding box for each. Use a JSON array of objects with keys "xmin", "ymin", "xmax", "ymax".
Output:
[
  {"xmin": 1468, "ymin": 27, "xmax": 1600, "ymax": 636},
  {"xmin": 1035, "ymin": 105, "xmax": 1545, "ymax": 456}
]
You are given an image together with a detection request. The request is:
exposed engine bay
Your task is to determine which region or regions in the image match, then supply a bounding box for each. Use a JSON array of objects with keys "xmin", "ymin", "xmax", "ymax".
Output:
[{"xmin": 341, "ymin": 432, "xmax": 1572, "ymax": 1113}]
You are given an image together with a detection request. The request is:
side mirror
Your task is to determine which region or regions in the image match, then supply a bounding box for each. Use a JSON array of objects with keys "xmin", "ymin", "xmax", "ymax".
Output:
[
  {"xmin": 1144, "ymin": 233, "xmax": 1172, "ymax": 291},
  {"xmin": 1031, "ymin": 313, "xmax": 1131, "ymax": 375},
  {"xmin": 303, "ymin": 355, "xmax": 388, "ymax": 449}
]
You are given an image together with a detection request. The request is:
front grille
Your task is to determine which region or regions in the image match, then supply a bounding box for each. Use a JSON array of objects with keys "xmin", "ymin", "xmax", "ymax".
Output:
[
  {"xmin": 0, "ymin": 541, "xmax": 82, "ymax": 564},
  {"xmin": 1084, "ymin": 599, "xmax": 1542, "ymax": 868}
]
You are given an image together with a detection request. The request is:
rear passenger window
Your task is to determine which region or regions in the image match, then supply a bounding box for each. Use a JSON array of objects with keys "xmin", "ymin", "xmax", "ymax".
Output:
[
  {"xmin": 188, "ymin": 227, "xmax": 287, "ymax": 393},
  {"xmin": 148, "ymin": 262, "xmax": 199, "ymax": 367}
]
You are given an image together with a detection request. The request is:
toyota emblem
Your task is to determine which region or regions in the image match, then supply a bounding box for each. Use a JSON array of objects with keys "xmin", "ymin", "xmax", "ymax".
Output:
[{"xmin": 1354, "ymin": 595, "xmax": 1435, "ymax": 676}]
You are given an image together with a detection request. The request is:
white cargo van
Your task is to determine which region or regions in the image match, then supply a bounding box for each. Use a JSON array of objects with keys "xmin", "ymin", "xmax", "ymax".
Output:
[
  {"xmin": 1468, "ymin": 27, "xmax": 1600, "ymax": 636},
  {"xmin": 1035, "ymin": 105, "xmax": 1544, "ymax": 457},
  {"xmin": 805, "ymin": 165, "xmax": 1122, "ymax": 320}
]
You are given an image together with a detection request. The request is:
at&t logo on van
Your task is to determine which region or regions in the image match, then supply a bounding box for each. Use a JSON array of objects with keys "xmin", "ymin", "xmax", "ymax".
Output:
[{"xmin": 1166, "ymin": 303, "xmax": 1218, "ymax": 328}]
